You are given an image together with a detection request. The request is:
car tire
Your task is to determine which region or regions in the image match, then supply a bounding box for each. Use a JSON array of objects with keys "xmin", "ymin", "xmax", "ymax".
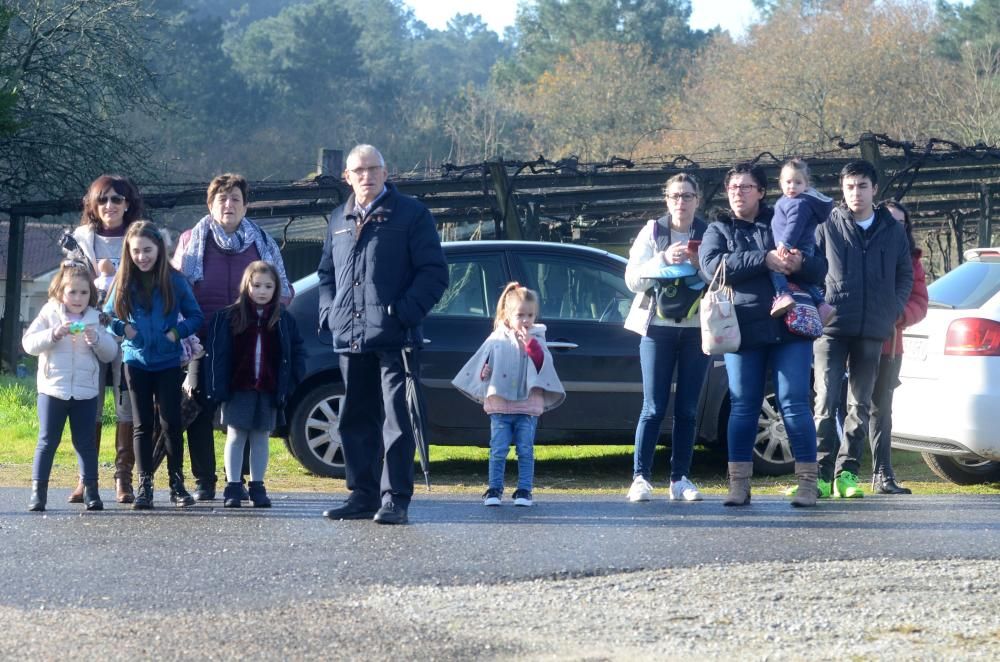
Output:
[
  {"xmin": 718, "ymin": 393, "xmax": 795, "ymax": 476},
  {"xmin": 921, "ymin": 453, "xmax": 1000, "ymax": 485},
  {"xmin": 288, "ymin": 382, "xmax": 347, "ymax": 479}
]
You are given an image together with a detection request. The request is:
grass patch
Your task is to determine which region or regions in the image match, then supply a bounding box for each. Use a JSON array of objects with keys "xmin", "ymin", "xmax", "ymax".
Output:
[{"xmin": 1, "ymin": 374, "xmax": 998, "ymax": 495}]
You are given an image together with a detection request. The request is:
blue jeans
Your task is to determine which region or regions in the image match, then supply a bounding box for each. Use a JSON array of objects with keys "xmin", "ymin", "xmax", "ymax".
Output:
[
  {"xmin": 488, "ymin": 414, "xmax": 537, "ymax": 492},
  {"xmin": 633, "ymin": 325, "xmax": 709, "ymax": 481},
  {"xmin": 723, "ymin": 340, "xmax": 816, "ymax": 463},
  {"xmin": 32, "ymin": 394, "xmax": 99, "ymax": 482}
]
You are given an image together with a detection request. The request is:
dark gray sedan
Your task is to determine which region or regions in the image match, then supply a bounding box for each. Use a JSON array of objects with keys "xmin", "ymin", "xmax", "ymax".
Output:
[{"xmin": 277, "ymin": 241, "xmax": 795, "ymax": 478}]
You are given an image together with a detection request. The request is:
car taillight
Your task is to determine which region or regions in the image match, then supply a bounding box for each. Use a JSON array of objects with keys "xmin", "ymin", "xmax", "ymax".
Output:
[{"xmin": 945, "ymin": 318, "xmax": 1000, "ymax": 356}]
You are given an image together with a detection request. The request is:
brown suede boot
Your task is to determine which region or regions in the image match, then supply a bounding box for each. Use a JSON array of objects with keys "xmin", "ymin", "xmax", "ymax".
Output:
[
  {"xmin": 114, "ymin": 422, "xmax": 135, "ymax": 504},
  {"xmin": 723, "ymin": 462, "xmax": 753, "ymax": 506},
  {"xmin": 69, "ymin": 422, "xmax": 102, "ymax": 503},
  {"xmin": 790, "ymin": 462, "xmax": 818, "ymax": 508}
]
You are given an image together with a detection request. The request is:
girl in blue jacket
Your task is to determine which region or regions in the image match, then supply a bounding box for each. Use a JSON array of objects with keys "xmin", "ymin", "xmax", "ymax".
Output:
[
  {"xmin": 202, "ymin": 261, "xmax": 305, "ymax": 508},
  {"xmin": 105, "ymin": 221, "xmax": 204, "ymax": 510}
]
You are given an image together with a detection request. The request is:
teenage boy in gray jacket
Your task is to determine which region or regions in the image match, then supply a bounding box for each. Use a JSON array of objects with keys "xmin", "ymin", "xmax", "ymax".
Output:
[{"xmin": 811, "ymin": 160, "xmax": 913, "ymax": 499}]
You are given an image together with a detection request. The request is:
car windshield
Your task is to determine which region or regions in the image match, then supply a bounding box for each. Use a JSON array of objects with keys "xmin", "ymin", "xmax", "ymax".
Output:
[{"xmin": 928, "ymin": 261, "xmax": 1000, "ymax": 309}]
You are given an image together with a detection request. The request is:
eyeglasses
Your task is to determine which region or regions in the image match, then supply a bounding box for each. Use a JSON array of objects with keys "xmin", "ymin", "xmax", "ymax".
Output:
[
  {"xmin": 347, "ymin": 165, "xmax": 383, "ymax": 177},
  {"xmin": 98, "ymin": 195, "xmax": 126, "ymax": 205},
  {"xmin": 727, "ymin": 184, "xmax": 760, "ymax": 194},
  {"xmin": 666, "ymin": 193, "xmax": 697, "ymax": 202}
]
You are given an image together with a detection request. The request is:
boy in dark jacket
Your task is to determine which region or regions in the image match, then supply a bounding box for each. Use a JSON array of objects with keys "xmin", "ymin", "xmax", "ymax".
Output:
[{"xmin": 810, "ymin": 160, "xmax": 913, "ymax": 499}]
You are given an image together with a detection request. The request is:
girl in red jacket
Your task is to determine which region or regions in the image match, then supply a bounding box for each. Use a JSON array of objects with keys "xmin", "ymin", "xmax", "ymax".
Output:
[{"xmin": 870, "ymin": 200, "xmax": 929, "ymax": 494}]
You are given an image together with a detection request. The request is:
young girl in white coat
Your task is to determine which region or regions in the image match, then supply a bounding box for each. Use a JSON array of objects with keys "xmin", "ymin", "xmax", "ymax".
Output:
[
  {"xmin": 22, "ymin": 261, "xmax": 118, "ymax": 511},
  {"xmin": 452, "ymin": 283, "xmax": 565, "ymax": 507}
]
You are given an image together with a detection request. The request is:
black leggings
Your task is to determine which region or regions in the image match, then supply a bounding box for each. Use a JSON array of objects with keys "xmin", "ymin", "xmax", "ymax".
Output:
[{"xmin": 125, "ymin": 364, "xmax": 183, "ymax": 476}]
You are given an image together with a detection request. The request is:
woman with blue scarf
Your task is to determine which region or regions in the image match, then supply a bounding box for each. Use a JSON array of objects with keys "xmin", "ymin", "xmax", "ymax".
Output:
[{"xmin": 171, "ymin": 173, "xmax": 293, "ymax": 501}]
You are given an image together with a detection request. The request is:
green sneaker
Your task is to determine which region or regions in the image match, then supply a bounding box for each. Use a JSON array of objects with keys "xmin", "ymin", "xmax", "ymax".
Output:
[
  {"xmin": 784, "ymin": 479, "xmax": 832, "ymax": 499},
  {"xmin": 834, "ymin": 471, "xmax": 864, "ymax": 498}
]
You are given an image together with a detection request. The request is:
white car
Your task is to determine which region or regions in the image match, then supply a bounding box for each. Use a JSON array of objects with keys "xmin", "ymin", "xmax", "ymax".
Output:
[{"xmin": 892, "ymin": 248, "xmax": 1000, "ymax": 484}]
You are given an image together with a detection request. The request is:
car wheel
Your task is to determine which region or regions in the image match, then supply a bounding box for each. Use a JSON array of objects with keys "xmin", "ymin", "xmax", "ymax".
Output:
[
  {"xmin": 717, "ymin": 393, "xmax": 795, "ymax": 475},
  {"xmin": 921, "ymin": 453, "xmax": 1000, "ymax": 485},
  {"xmin": 752, "ymin": 392, "xmax": 796, "ymax": 475},
  {"xmin": 288, "ymin": 382, "xmax": 347, "ymax": 478}
]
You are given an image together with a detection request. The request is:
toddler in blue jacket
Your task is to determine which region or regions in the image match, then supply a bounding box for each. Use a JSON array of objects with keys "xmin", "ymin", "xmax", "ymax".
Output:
[{"xmin": 770, "ymin": 158, "xmax": 835, "ymax": 324}]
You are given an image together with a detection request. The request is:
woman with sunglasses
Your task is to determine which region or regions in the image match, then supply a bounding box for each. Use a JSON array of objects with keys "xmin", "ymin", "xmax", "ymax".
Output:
[{"xmin": 71, "ymin": 175, "xmax": 143, "ymax": 503}]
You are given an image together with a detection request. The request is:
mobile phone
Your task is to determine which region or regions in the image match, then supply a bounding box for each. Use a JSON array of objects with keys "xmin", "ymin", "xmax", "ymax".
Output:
[{"xmin": 687, "ymin": 239, "xmax": 702, "ymax": 252}]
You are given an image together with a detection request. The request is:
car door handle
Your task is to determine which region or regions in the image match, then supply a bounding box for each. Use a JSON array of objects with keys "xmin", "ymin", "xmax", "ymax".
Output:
[{"xmin": 548, "ymin": 341, "xmax": 578, "ymax": 350}]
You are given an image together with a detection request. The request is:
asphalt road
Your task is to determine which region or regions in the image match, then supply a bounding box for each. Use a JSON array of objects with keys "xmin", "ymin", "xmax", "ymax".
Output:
[{"xmin": 1, "ymin": 488, "xmax": 998, "ymax": 659}]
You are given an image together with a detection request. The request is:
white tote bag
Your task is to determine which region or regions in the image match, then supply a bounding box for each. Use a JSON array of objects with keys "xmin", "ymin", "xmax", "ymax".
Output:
[{"xmin": 700, "ymin": 260, "xmax": 741, "ymax": 355}]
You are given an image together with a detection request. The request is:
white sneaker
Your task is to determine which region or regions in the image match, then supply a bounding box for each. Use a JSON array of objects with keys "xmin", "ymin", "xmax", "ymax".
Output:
[
  {"xmin": 627, "ymin": 476, "xmax": 653, "ymax": 502},
  {"xmin": 669, "ymin": 476, "xmax": 703, "ymax": 501}
]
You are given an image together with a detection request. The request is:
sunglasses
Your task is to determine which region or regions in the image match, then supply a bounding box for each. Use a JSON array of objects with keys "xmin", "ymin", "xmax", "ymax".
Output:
[{"xmin": 98, "ymin": 195, "xmax": 126, "ymax": 205}]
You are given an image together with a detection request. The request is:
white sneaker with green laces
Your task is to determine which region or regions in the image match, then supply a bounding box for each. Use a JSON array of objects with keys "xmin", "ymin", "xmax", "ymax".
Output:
[
  {"xmin": 627, "ymin": 476, "xmax": 653, "ymax": 502},
  {"xmin": 669, "ymin": 476, "xmax": 703, "ymax": 501}
]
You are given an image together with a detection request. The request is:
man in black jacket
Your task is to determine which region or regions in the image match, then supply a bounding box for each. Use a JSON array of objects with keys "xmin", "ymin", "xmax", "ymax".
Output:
[
  {"xmin": 317, "ymin": 144, "xmax": 448, "ymax": 525},
  {"xmin": 812, "ymin": 161, "xmax": 913, "ymax": 499}
]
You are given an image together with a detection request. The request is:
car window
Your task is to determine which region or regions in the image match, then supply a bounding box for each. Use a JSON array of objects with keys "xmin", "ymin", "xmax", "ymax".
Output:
[
  {"xmin": 431, "ymin": 254, "xmax": 505, "ymax": 318},
  {"xmin": 928, "ymin": 262, "xmax": 1000, "ymax": 309},
  {"xmin": 513, "ymin": 254, "xmax": 633, "ymax": 323}
]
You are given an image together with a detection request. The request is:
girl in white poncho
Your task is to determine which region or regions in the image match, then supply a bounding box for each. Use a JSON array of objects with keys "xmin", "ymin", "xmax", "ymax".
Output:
[{"xmin": 452, "ymin": 283, "xmax": 565, "ymax": 507}]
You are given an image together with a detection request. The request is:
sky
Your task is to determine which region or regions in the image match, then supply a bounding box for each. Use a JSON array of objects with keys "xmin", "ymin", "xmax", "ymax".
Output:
[{"xmin": 402, "ymin": 0, "xmax": 761, "ymax": 39}]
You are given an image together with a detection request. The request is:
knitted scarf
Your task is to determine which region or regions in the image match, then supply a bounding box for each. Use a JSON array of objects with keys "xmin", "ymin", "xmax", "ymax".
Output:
[{"xmin": 179, "ymin": 215, "xmax": 291, "ymax": 298}]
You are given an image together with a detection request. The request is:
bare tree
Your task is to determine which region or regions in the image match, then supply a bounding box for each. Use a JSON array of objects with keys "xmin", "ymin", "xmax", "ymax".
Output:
[{"xmin": 0, "ymin": 0, "xmax": 161, "ymax": 206}]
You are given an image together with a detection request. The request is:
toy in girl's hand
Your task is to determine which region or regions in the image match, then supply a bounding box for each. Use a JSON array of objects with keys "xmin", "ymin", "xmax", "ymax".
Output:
[{"xmin": 69, "ymin": 321, "xmax": 87, "ymax": 334}]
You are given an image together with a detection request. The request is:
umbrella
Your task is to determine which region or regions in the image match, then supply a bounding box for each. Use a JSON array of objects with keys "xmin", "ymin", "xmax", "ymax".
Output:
[{"xmin": 401, "ymin": 347, "xmax": 431, "ymax": 491}]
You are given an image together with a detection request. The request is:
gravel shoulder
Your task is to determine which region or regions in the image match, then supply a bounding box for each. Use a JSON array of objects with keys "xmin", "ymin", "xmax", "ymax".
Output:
[{"xmin": 1, "ymin": 559, "xmax": 998, "ymax": 660}]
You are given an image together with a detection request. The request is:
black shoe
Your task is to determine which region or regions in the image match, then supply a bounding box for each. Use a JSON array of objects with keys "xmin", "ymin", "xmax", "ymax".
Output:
[
  {"xmin": 83, "ymin": 480, "xmax": 104, "ymax": 511},
  {"xmin": 512, "ymin": 488, "xmax": 534, "ymax": 507},
  {"xmin": 322, "ymin": 499, "xmax": 380, "ymax": 520},
  {"xmin": 248, "ymin": 481, "xmax": 271, "ymax": 508},
  {"xmin": 28, "ymin": 480, "xmax": 47, "ymax": 512},
  {"xmin": 193, "ymin": 481, "xmax": 216, "ymax": 502},
  {"xmin": 373, "ymin": 501, "xmax": 408, "ymax": 525},
  {"xmin": 169, "ymin": 472, "xmax": 195, "ymax": 508},
  {"xmin": 133, "ymin": 475, "xmax": 154, "ymax": 510},
  {"xmin": 873, "ymin": 474, "xmax": 912, "ymax": 495},
  {"xmin": 222, "ymin": 482, "xmax": 242, "ymax": 508}
]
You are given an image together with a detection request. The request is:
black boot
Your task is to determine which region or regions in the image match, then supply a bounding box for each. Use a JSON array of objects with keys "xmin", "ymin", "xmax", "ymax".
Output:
[
  {"xmin": 28, "ymin": 480, "xmax": 48, "ymax": 512},
  {"xmin": 248, "ymin": 481, "xmax": 271, "ymax": 508},
  {"xmin": 222, "ymin": 482, "xmax": 242, "ymax": 508},
  {"xmin": 873, "ymin": 471, "xmax": 912, "ymax": 494},
  {"xmin": 133, "ymin": 474, "xmax": 154, "ymax": 510},
  {"xmin": 169, "ymin": 471, "xmax": 195, "ymax": 508},
  {"xmin": 83, "ymin": 480, "xmax": 103, "ymax": 511}
]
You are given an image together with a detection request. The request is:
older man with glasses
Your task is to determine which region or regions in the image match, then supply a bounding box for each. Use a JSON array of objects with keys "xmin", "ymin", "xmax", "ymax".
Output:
[{"xmin": 317, "ymin": 144, "xmax": 448, "ymax": 525}]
